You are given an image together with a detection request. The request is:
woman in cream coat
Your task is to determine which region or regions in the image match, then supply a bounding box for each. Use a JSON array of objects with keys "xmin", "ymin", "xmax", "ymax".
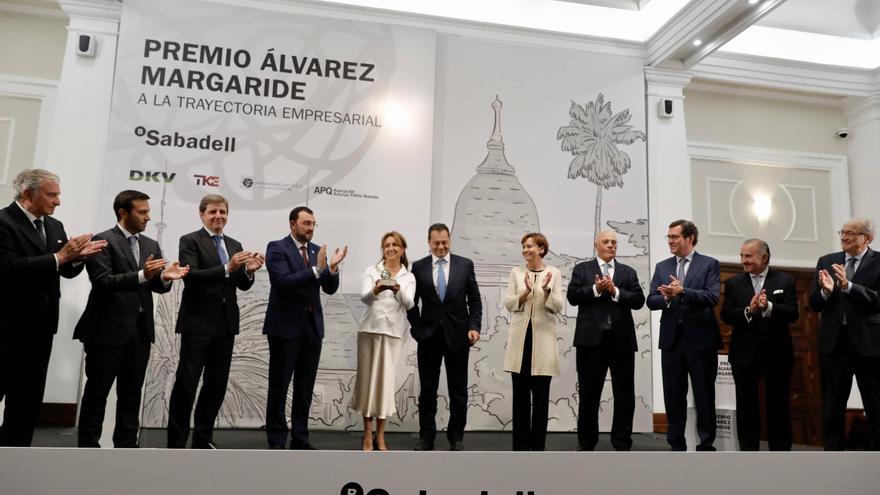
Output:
[
  {"xmin": 350, "ymin": 231, "xmax": 415, "ymax": 451},
  {"xmin": 503, "ymin": 232, "xmax": 563, "ymax": 451}
]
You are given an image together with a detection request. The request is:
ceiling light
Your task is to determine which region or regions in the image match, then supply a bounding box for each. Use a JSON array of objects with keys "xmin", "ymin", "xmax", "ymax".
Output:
[
  {"xmin": 692, "ymin": 39, "xmax": 702, "ymax": 46},
  {"xmin": 748, "ymin": 0, "xmax": 760, "ymax": 5}
]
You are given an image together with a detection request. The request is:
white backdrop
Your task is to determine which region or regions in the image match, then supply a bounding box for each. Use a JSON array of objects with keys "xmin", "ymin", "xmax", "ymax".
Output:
[{"xmin": 105, "ymin": 0, "xmax": 651, "ymax": 433}]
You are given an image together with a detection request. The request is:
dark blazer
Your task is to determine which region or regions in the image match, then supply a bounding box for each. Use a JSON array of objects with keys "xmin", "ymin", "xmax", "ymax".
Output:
[
  {"xmin": 0, "ymin": 202, "xmax": 83, "ymax": 335},
  {"xmin": 567, "ymin": 258, "xmax": 645, "ymax": 351},
  {"xmin": 647, "ymin": 251, "xmax": 721, "ymax": 351},
  {"xmin": 262, "ymin": 235, "xmax": 339, "ymax": 340},
  {"xmin": 176, "ymin": 229, "xmax": 254, "ymax": 336},
  {"xmin": 809, "ymin": 248, "xmax": 880, "ymax": 357},
  {"xmin": 73, "ymin": 225, "xmax": 171, "ymax": 346},
  {"xmin": 406, "ymin": 253, "xmax": 482, "ymax": 352},
  {"xmin": 721, "ymin": 269, "xmax": 799, "ymax": 367}
]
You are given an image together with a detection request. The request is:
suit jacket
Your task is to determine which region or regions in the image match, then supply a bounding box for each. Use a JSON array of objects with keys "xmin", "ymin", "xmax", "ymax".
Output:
[
  {"xmin": 721, "ymin": 269, "xmax": 798, "ymax": 367},
  {"xmin": 647, "ymin": 251, "xmax": 721, "ymax": 351},
  {"xmin": 0, "ymin": 202, "xmax": 84, "ymax": 335},
  {"xmin": 73, "ymin": 226, "xmax": 171, "ymax": 346},
  {"xmin": 809, "ymin": 248, "xmax": 880, "ymax": 357},
  {"xmin": 262, "ymin": 235, "xmax": 339, "ymax": 340},
  {"xmin": 406, "ymin": 253, "xmax": 482, "ymax": 352},
  {"xmin": 502, "ymin": 264, "xmax": 563, "ymax": 376},
  {"xmin": 176, "ymin": 229, "xmax": 254, "ymax": 337},
  {"xmin": 567, "ymin": 258, "xmax": 645, "ymax": 351}
]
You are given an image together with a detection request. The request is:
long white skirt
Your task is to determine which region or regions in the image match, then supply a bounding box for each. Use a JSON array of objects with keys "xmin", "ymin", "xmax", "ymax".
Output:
[{"xmin": 350, "ymin": 332, "xmax": 403, "ymax": 419}]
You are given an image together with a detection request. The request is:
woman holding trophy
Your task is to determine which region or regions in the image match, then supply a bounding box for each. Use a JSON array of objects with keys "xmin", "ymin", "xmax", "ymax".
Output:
[{"xmin": 350, "ymin": 231, "xmax": 416, "ymax": 450}]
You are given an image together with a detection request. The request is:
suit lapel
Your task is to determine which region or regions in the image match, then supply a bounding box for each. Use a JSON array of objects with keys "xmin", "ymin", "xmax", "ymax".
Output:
[
  {"xmin": 198, "ymin": 229, "xmax": 222, "ymax": 266},
  {"xmin": 10, "ymin": 204, "xmax": 48, "ymax": 252},
  {"xmin": 682, "ymin": 254, "xmax": 698, "ymax": 287},
  {"xmin": 113, "ymin": 226, "xmax": 139, "ymax": 270},
  {"xmin": 853, "ymin": 248, "xmax": 877, "ymax": 283}
]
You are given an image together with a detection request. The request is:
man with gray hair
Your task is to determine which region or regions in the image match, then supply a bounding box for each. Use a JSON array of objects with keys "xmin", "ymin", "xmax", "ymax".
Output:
[
  {"xmin": 810, "ymin": 218, "xmax": 880, "ymax": 450},
  {"xmin": 0, "ymin": 169, "xmax": 106, "ymax": 446},
  {"xmin": 721, "ymin": 239, "xmax": 799, "ymax": 450}
]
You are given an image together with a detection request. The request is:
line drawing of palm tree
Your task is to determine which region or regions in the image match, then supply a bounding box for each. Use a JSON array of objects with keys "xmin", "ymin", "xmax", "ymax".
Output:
[{"xmin": 556, "ymin": 93, "xmax": 646, "ymax": 253}]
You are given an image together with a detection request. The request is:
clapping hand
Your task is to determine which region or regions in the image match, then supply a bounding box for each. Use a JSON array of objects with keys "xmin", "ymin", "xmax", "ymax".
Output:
[
  {"xmin": 658, "ymin": 275, "xmax": 683, "ymax": 299},
  {"xmin": 161, "ymin": 261, "xmax": 189, "ymax": 281},
  {"xmin": 245, "ymin": 252, "xmax": 265, "ymax": 272},
  {"xmin": 818, "ymin": 269, "xmax": 835, "ymax": 293},
  {"xmin": 329, "ymin": 246, "xmax": 348, "ymax": 271}
]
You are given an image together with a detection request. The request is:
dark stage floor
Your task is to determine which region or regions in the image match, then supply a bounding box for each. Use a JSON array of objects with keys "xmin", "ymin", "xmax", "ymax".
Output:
[{"xmin": 29, "ymin": 428, "xmax": 821, "ymax": 451}]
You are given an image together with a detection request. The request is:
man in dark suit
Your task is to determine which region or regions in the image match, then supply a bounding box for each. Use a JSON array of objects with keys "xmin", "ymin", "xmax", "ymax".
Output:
[
  {"xmin": 74, "ymin": 190, "xmax": 188, "ymax": 447},
  {"xmin": 0, "ymin": 169, "xmax": 105, "ymax": 447},
  {"xmin": 263, "ymin": 206, "xmax": 347, "ymax": 450},
  {"xmin": 567, "ymin": 230, "xmax": 645, "ymax": 451},
  {"xmin": 647, "ymin": 219, "xmax": 721, "ymax": 451},
  {"xmin": 809, "ymin": 218, "xmax": 880, "ymax": 450},
  {"xmin": 721, "ymin": 239, "xmax": 798, "ymax": 450},
  {"xmin": 407, "ymin": 223, "xmax": 482, "ymax": 451},
  {"xmin": 166, "ymin": 194, "xmax": 264, "ymax": 449}
]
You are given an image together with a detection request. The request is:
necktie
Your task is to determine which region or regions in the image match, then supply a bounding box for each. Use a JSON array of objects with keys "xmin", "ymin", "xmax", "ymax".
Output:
[
  {"xmin": 129, "ymin": 235, "xmax": 140, "ymax": 266},
  {"xmin": 602, "ymin": 262, "xmax": 610, "ymax": 278},
  {"xmin": 601, "ymin": 262, "xmax": 612, "ymax": 328},
  {"xmin": 213, "ymin": 235, "xmax": 228, "ymax": 265},
  {"xmin": 300, "ymin": 245, "xmax": 310, "ymax": 267},
  {"xmin": 846, "ymin": 257, "xmax": 857, "ymax": 281},
  {"xmin": 676, "ymin": 257, "xmax": 687, "ymax": 282},
  {"xmin": 437, "ymin": 259, "xmax": 447, "ymax": 302},
  {"xmin": 34, "ymin": 218, "xmax": 47, "ymax": 247},
  {"xmin": 753, "ymin": 274, "xmax": 763, "ymax": 295}
]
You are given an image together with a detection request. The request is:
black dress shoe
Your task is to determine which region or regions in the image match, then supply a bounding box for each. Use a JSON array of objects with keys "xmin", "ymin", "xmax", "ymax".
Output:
[
  {"xmin": 414, "ymin": 439, "xmax": 434, "ymax": 451},
  {"xmin": 449, "ymin": 440, "xmax": 464, "ymax": 451},
  {"xmin": 267, "ymin": 444, "xmax": 286, "ymax": 450}
]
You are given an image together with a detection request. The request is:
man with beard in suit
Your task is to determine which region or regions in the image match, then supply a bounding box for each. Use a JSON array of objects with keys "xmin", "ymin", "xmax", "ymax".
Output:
[
  {"xmin": 721, "ymin": 239, "xmax": 798, "ymax": 450},
  {"xmin": 407, "ymin": 223, "xmax": 482, "ymax": 451},
  {"xmin": 74, "ymin": 190, "xmax": 188, "ymax": 447},
  {"xmin": 568, "ymin": 230, "xmax": 645, "ymax": 451},
  {"xmin": 0, "ymin": 169, "xmax": 105, "ymax": 446}
]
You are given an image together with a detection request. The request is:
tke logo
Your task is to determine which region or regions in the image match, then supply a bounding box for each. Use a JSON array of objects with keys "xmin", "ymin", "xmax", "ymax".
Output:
[
  {"xmin": 194, "ymin": 174, "xmax": 220, "ymax": 187},
  {"xmin": 129, "ymin": 170, "xmax": 176, "ymax": 183}
]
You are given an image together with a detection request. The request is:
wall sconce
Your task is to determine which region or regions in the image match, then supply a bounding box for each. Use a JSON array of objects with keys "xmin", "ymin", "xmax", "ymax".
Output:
[{"xmin": 753, "ymin": 194, "xmax": 771, "ymax": 223}]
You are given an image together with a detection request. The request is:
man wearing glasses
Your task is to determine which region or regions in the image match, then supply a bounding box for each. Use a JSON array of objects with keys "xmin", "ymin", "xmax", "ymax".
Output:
[
  {"xmin": 263, "ymin": 206, "xmax": 347, "ymax": 449},
  {"xmin": 647, "ymin": 219, "xmax": 721, "ymax": 451},
  {"xmin": 810, "ymin": 218, "xmax": 880, "ymax": 450}
]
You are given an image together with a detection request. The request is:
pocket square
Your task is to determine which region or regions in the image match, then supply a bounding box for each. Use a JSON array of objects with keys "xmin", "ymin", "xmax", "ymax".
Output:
[
  {"xmin": 57, "ymin": 239, "xmax": 63, "ymax": 244},
  {"xmin": 773, "ymin": 289, "xmax": 783, "ymax": 294}
]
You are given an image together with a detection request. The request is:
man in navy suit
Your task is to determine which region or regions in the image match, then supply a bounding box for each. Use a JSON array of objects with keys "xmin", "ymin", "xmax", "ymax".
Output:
[
  {"xmin": 568, "ymin": 230, "xmax": 645, "ymax": 451},
  {"xmin": 647, "ymin": 219, "xmax": 721, "ymax": 451},
  {"xmin": 0, "ymin": 169, "xmax": 105, "ymax": 447},
  {"xmin": 721, "ymin": 239, "xmax": 798, "ymax": 450},
  {"xmin": 167, "ymin": 194, "xmax": 264, "ymax": 449},
  {"xmin": 810, "ymin": 218, "xmax": 880, "ymax": 450},
  {"xmin": 407, "ymin": 223, "xmax": 482, "ymax": 451},
  {"xmin": 263, "ymin": 206, "xmax": 347, "ymax": 449}
]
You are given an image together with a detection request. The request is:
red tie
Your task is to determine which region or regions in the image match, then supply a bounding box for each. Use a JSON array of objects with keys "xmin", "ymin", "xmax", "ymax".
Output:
[{"xmin": 300, "ymin": 245, "xmax": 310, "ymax": 267}]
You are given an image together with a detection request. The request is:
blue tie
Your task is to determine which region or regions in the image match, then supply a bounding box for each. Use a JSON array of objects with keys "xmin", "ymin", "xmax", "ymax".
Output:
[
  {"xmin": 128, "ymin": 235, "xmax": 140, "ymax": 266},
  {"xmin": 213, "ymin": 235, "xmax": 228, "ymax": 265},
  {"xmin": 437, "ymin": 259, "xmax": 447, "ymax": 302}
]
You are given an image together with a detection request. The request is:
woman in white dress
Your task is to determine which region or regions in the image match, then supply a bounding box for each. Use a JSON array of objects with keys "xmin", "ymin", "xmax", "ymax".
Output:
[
  {"xmin": 503, "ymin": 232, "xmax": 563, "ymax": 451},
  {"xmin": 350, "ymin": 231, "xmax": 416, "ymax": 451}
]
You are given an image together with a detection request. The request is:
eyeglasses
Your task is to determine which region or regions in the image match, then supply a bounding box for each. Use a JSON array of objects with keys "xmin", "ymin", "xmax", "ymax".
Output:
[
  {"xmin": 838, "ymin": 230, "xmax": 866, "ymax": 238},
  {"xmin": 665, "ymin": 234, "xmax": 683, "ymax": 241}
]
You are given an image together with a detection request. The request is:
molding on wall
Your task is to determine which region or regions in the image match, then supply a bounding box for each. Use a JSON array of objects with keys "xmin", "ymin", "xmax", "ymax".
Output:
[
  {"xmin": 0, "ymin": 74, "xmax": 59, "ymax": 175},
  {"xmin": 689, "ymin": 141, "xmax": 850, "ymax": 255},
  {"xmin": 0, "ymin": 1, "xmax": 65, "ymax": 19},
  {"xmin": 704, "ymin": 177, "xmax": 743, "ymax": 238},
  {"xmin": 779, "ymin": 184, "xmax": 818, "ymax": 243},
  {"xmin": 686, "ymin": 82, "xmax": 845, "ymax": 108},
  {"xmin": 0, "ymin": 117, "xmax": 15, "ymax": 185},
  {"xmin": 692, "ymin": 52, "xmax": 880, "ymax": 98}
]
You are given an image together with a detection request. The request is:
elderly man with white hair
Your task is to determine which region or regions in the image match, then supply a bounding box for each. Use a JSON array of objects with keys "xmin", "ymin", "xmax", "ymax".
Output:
[
  {"xmin": 0, "ymin": 169, "xmax": 105, "ymax": 446},
  {"xmin": 810, "ymin": 218, "xmax": 880, "ymax": 450}
]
